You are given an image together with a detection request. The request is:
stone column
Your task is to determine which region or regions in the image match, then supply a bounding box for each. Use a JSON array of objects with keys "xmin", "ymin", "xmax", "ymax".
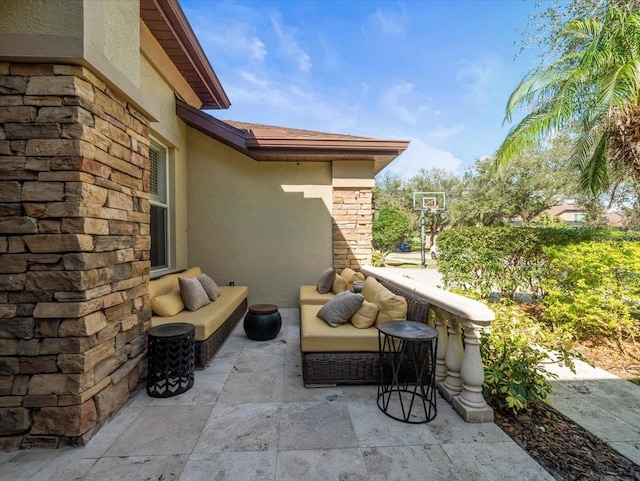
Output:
[
  {"xmin": 0, "ymin": 62, "xmax": 151, "ymax": 450},
  {"xmin": 332, "ymin": 188, "xmax": 373, "ymax": 269}
]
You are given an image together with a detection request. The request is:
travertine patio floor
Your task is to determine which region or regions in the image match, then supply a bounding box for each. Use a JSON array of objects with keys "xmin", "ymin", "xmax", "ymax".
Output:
[{"xmin": 0, "ymin": 308, "xmax": 557, "ymax": 481}]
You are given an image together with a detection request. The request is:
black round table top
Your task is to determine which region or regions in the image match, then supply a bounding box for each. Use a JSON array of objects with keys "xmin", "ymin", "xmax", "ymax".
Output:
[
  {"xmin": 248, "ymin": 304, "xmax": 279, "ymax": 315},
  {"xmin": 377, "ymin": 320, "xmax": 438, "ymax": 341},
  {"xmin": 148, "ymin": 322, "xmax": 195, "ymax": 338}
]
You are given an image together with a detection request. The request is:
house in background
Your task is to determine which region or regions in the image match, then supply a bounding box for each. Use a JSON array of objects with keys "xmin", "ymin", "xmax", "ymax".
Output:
[
  {"xmin": 543, "ymin": 200, "xmax": 628, "ymax": 228},
  {"xmin": 0, "ymin": 0, "xmax": 408, "ymax": 449}
]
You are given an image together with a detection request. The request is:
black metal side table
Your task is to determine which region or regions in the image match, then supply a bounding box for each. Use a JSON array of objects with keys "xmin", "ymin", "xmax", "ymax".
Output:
[
  {"xmin": 377, "ymin": 320, "xmax": 438, "ymax": 423},
  {"xmin": 147, "ymin": 323, "xmax": 195, "ymax": 398}
]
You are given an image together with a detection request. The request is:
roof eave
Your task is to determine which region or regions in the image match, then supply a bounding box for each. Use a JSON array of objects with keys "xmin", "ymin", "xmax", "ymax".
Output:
[
  {"xmin": 175, "ymin": 99, "xmax": 409, "ymax": 172},
  {"xmin": 141, "ymin": 0, "xmax": 231, "ymax": 109}
]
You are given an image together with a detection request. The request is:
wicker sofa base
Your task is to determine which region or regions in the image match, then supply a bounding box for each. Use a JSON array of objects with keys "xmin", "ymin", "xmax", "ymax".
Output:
[
  {"xmin": 195, "ymin": 298, "xmax": 248, "ymax": 369},
  {"xmin": 302, "ymin": 351, "xmax": 380, "ymax": 386},
  {"xmin": 302, "ymin": 350, "xmax": 433, "ymax": 386}
]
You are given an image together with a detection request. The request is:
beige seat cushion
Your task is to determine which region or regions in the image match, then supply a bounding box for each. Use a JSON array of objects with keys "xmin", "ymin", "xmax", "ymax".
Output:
[
  {"xmin": 300, "ymin": 304, "xmax": 379, "ymax": 352},
  {"xmin": 362, "ymin": 276, "xmax": 407, "ymax": 326},
  {"xmin": 299, "ymin": 285, "xmax": 335, "ymax": 306},
  {"xmin": 151, "ymin": 286, "xmax": 248, "ymax": 341}
]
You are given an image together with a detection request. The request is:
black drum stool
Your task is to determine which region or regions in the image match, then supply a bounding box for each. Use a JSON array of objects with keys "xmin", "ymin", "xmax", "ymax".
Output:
[
  {"xmin": 244, "ymin": 304, "xmax": 282, "ymax": 341},
  {"xmin": 147, "ymin": 323, "xmax": 195, "ymax": 398}
]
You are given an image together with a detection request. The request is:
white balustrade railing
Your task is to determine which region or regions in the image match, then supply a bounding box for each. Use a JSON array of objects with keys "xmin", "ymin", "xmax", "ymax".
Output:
[{"xmin": 360, "ymin": 265, "xmax": 495, "ymax": 423}]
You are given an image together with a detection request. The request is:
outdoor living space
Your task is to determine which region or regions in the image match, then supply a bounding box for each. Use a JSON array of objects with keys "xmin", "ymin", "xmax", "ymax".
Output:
[{"xmin": 0, "ymin": 307, "xmax": 554, "ymax": 481}]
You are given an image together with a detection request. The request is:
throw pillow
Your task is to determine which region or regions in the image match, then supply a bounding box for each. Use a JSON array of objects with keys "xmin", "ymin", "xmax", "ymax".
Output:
[
  {"xmin": 331, "ymin": 274, "xmax": 347, "ymax": 294},
  {"xmin": 150, "ymin": 290, "xmax": 185, "ymax": 317},
  {"xmin": 316, "ymin": 268, "xmax": 336, "ymax": 294},
  {"xmin": 197, "ymin": 273, "xmax": 221, "ymax": 301},
  {"xmin": 179, "ymin": 276, "xmax": 211, "ymax": 311},
  {"xmin": 340, "ymin": 267, "xmax": 365, "ymax": 292},
  {"xmin": 317, "ymin": 291, "xmax": 364, "ymax": 327},
  {"xmin": 351, "ymin": 300, "xmax": 379, "ymax": 329},
  {"xmin": 362, "ymin": 276, "xmax": 407, "ymax": 326}
]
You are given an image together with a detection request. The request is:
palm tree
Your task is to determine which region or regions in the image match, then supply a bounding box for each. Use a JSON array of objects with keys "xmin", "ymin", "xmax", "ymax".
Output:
[{"xmin": 496, "ymin": 5, "xmax": 640, "ymax": 195}]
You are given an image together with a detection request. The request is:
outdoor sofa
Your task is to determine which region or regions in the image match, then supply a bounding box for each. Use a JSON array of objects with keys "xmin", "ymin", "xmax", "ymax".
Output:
[
  {"xmin": 149, "ymin": 267, "xmax": 248, "ymax": 368},
  {"xmin": 299, "ymin": 268, "xmax": 431, "ymax": 385}
]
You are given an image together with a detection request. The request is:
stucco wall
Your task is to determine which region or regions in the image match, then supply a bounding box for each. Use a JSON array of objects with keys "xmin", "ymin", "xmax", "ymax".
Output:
[
  {"xmin": 186, "ymin": 130, "xmax": 333, "ymax": 307},
  {"xmin": 140, "ymin": 57, "xmax": 190, "ymax": 271},
  {"xmin": 0, "ymin": 0, "xmax": 83, "ymax": 36}
]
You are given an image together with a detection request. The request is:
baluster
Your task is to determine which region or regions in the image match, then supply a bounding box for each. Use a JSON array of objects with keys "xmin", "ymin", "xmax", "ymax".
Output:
[
  {"xmin": 452, "ymin": 323, "xmax": 494, "ymax": 422},
  {"xmin": 432, "ymin": 307, "xmax": 448, "ymax": 384},
  {"xmin": 439, "ymin": 314, "xmax": 463, "ymax": 402}
]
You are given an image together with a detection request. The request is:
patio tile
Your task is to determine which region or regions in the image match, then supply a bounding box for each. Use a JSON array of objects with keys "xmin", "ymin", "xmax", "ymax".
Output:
[
  {"xmin": 549, "ymin": 396, "xmax": 640, "ymax": 442},
  {"xmin": 427, "ymin": 401, "xmax": 511, "ymax": 444},
  {"xmin": 217, "ymin": 371, "xmax": 284, "ymax": 404},
  {"xmin": 148, "ymin": 372, "xmax": 227, "ymax": 406},
  {"xmin": 59, "ymin": 406, "xmax": 145, "ymax": 459},
  {"xmin": 233, "ymin": 340, "xmax": 286, "ymax": 372},
  {"xmin": 205, "ymin": 350, "xmax": 241, "ymax": 374},
  {"xmin": 81, "ymin": 454, "xmax": 189, "ymax": 481},
  {"xmin": 105, "ymin": 405, "xmax": 213, "ymax": 456},
  {"xmin": 347, "ymin": 398, "xmax": 439, "ymax": 447},
  {"xmin": 278, "ymin": 401, "xmax": 359, "ymax": 451},
  {"xmin": 609, "ymin": 440, "xmax": 640, "ymax": 466},
  {"xmin": 0, "ymin": 450, "xmax": 62, "ymax": 481},
  {"xmin": 179, "ymin": 451, "xmax": 276, "ymax": 481},
  {"xmin": 276, "ymin": 448, "xmax": 368, "ymax": 481},
  {"xmin": 193, "ymin": 402, "xmax": 280, "ymax": 453},
  {"xmin": 361, "ymin": 445, "xmax": 454, "ymax": 480},
  {"xmin": 442, "ymin": 441, "xmax": 555, "ymax": 480},
  {"xmin": 22, "ymin": 456, "xmax": 96, "ymax": 481}
]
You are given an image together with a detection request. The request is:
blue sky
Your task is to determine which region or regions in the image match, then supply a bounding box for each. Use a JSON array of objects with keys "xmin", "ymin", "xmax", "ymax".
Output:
[{"xmin": 180, "ymin": 0, "xmax": 545, "ymax": 179}]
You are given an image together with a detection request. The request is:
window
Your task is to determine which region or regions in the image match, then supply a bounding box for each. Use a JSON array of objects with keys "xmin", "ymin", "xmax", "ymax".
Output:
[
  {"xmin": 149, "ymin": 140, "xmax": 169, "ymax": 270},
  {"xmin": 573, "ymin": 213, "xmax": 586, "ymax": 223}
]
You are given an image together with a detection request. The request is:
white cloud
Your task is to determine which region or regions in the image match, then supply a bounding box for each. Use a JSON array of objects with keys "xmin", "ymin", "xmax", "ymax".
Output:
[
  {"xmin": 197, "ymin": 23, "xmax": 266, "ymax": 60},
  {"xmin": 381, "ymin": 82, "xmax": 429, "ymax": 124},
  {"xmin": 426, "ymin": 124, "xmax": 465, "ymax": 140},
  {"xmin": 271, "ymin": 14, "xmax": 312, "ymax": 73},
  {"xmin": 370, "ymin": 6, "xmax": 407, "ymax": 36},
  {"xmin": 382, "ymin": 137, "xmax": 463, "ymax": 180},
  {"xmin": 455, "ymin": 55, "xmax": 499, "ymax": 107}
]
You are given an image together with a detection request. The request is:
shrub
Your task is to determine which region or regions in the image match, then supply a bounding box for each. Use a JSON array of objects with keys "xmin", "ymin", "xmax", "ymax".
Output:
[
  {"xmin": 370, "ymin": 249, "xmax": 384, "ymax": 267},
  {"xmin": 481, "ymin": 299, "xmax": 575, "ymax": 413},
  {"xmin": 542, "ymin": 240, "xmax": 640, "ymax": 342}
]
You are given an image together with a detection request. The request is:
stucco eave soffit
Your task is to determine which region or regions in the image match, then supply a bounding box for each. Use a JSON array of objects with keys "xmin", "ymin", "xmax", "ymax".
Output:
[{"xmin": 140, "ymin": 0, "xmax": 230, "ymax": 110}]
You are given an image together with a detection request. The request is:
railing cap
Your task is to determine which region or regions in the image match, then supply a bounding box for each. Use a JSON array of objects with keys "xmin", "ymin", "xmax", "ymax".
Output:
[{"xmin": 360, "ymin": 265, "xmax": 495, "ymax": 324}]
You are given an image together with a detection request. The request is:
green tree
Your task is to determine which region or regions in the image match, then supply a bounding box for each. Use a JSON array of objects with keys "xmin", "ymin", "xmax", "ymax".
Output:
[
  {"xmin": 518, "ymin": 0, "xmax": 640, "ymax": 62},
  {"xmin": 497, "ymin": 5, "xmax": 640, "ymax": 195},
  {"xmin": 372, "ymin": 206, "xmax": 412, "ymax": 261},
  {"xmin": 456, "ymin": 143, "xmax": 576, "ymax": 226}
]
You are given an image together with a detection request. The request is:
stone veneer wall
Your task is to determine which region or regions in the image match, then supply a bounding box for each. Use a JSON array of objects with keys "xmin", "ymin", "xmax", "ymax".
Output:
[
  {"xmin": 0, "ymin": 63, "xmax": 151, "ymax": 450},
  {"xmin": 332, "ymin": 188, "xmax": 373, "ymax": 269}
]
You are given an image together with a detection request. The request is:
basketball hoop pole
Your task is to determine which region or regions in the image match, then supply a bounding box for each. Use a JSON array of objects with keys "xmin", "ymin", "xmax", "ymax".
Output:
[{"xmin": 420, "ymin": 210, "xmax": 426, "ymax": 268}]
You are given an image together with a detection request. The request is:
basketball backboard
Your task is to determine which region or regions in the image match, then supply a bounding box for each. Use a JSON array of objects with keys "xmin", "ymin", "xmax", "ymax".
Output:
[{"xmin": 413, "ymin": 192, "xmax": 446, "ymax": 212}]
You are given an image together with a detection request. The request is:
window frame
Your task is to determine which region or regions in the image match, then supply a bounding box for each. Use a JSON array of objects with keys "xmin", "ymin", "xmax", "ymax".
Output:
[{"xmin": 149, "ymin": 139, "xmax": 170, "ymax": 271}]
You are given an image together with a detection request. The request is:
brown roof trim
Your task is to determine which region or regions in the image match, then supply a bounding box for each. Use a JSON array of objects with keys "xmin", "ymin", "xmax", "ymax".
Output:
[
  {"xmin": 176, "ymin": 100, "xmax": 248, "ymax": 152},
  {"xmin": 176, "ymin": 100, "xmax": 410, "ymax": 172},
  {"xmin": 141, "ymin": 0, "xmax": 230, "ymax": 109}
]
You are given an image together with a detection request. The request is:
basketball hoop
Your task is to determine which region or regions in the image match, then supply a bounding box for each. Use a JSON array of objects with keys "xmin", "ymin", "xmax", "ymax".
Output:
[{"xmin": 425, "ymin": 203, "xmax": 439, "ymax": 213}]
